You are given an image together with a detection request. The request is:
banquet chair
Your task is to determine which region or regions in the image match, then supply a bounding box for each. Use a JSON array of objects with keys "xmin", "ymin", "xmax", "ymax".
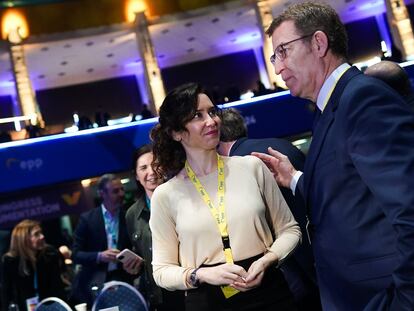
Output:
[
  {"xmin": 91, "ymin": 281, "xmax": 148, "ymax": 311},
  {"xmin": 35, "ymin": 297, "xmax": 72, "ymax": 311}
]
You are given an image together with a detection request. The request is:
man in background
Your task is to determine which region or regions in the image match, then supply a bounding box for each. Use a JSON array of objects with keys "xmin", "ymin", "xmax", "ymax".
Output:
[
  {"xmin": 72, "ymin": 174, "xmax": 138, "ymax": 306},
  {"xmin": 217, "ymin": 108, "xmax": 321, "ymax": 310},
  {"xmin": 364, "ymin": 60, "xmax": 414, "ymax": 109}
]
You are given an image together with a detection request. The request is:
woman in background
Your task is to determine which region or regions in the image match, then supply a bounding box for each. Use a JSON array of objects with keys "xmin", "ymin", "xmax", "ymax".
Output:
[
  {"xmin": 1, "ymin": 219, "xmax": 65, "ymax": 311},
  {"xmin": 149, "ymin": 83, "xmax": 301, "ymax": 310},
  {"xmin": 126, "ymin": 144, "xmax": 184, "ymax": 310}
]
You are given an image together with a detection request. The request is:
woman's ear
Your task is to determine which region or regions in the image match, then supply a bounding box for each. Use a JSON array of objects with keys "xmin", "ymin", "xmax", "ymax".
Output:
[{"xmin": 171, "ymin": 131, "xmax": 182, "ymax": 142}]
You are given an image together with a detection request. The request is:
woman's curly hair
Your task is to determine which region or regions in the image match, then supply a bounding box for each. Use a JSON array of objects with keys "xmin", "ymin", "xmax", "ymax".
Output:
[{"xmin": 150, "ymin": 82, "xmax": 213, "ymax": 178}]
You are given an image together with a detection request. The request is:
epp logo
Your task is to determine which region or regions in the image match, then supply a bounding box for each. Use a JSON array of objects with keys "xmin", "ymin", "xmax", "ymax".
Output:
[
  {"xmin": 244, "ymin": 115, "xmax": 257, "ymax": 126},
  {"xmin": 6, "ymin": 158, "xmax": 43, "ymax": 171}
]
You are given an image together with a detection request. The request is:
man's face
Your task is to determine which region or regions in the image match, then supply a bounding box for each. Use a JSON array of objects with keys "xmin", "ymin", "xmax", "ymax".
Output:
[
  {"xmin": 101, "ymin": 178, "xmax": 124, "ymax": 211},
  {"xmin": 271, "ymin": 20, "xmax": 318, "ymax": 101}
]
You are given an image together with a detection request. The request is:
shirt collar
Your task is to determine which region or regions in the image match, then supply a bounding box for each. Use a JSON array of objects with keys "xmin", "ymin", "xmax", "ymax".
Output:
[
  {"xmin": 227, "ymin": 141, "xmax": 238, "ymax": 156},
  {"xmin": 101, "ymin": 204, "xmax": 119, "ymax": 220},
  {"xmin": 316, "ymin": 63, "xmax": 351, "ymax": 112},
  {"xmin": 145, "ymin": 195, "xmax": 151, "ymax": 210}
]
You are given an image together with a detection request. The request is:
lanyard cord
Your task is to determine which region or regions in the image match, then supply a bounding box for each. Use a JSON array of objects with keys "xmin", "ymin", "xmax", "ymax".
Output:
[
  {"xmin": 185, "ymin": 155, "xmax": 239, "ymax": 298},
  {"xmin": 185, "ymin": 154, "xmax": 234, "ymax": 264},
  {"xmin": 33, "ymin": 269, "xmax": 38, "ymax": 294}
]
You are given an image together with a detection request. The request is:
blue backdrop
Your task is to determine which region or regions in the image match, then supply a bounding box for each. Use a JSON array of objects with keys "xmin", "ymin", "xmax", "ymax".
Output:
[{"xmin": 0, "ymin": 91, "xmax": 313, "ymax": 194}]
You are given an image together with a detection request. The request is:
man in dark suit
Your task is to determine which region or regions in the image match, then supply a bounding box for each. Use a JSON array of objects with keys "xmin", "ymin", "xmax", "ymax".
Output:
[
  {"xmin": 253, "ymin": 2, "xmax": 414, "ymax": 310},
  {"xmin": 71, "ymin": 174, "xmax": 137, "ymax": 306},
  {"xmin": 217, "ymin": 108, "xmax": 321, "ymax": 310}
]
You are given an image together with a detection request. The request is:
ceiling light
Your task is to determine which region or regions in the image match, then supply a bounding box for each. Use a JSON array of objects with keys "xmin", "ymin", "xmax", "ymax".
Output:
[
  {"xmin": 1, "ymin": 9, "xmax": 29, "ymax": 41},
  {"xmin": 125, "ymin": 0, "xmax": 147, "ymax": 23}
]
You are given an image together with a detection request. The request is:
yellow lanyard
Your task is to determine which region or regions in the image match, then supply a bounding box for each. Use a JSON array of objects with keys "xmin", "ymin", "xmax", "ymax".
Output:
[
  {"xmin": 185, "ymin": 154, "xmax": 239, "ymax": 298},
  {"xmin": 185, "ymin": 154, "xmax": 233, "ymax": 263},
  {"xmin": 320, "ymin": 66, "xmax": 350, "ymax": 112}
]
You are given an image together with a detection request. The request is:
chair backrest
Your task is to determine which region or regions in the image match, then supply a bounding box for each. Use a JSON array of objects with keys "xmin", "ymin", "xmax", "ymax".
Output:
[
  {"xmin": 91, "ymin": 281, "xmax": 148, "ymax": 311},
  {"xmin": 35, "ymin": 297, "xmax": 72, "ymax": 311}
]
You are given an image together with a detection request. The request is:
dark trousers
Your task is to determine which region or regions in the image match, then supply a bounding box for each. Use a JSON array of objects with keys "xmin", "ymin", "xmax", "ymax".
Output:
[
  {"xmin": 151, "ymin": 289, "xmax": 185, "ymax": 311},
  {"xmin": 185, "ymin": 255, "xmax": 297, "ymax": 311}
]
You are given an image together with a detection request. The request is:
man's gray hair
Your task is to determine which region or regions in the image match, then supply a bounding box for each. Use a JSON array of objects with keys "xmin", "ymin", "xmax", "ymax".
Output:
[
  {"xmin": 97, "ymin": 174, "xmax": 117, "ymax": 193},
  {"xmin": 265, "ymin": 1, "xmax": 348, "ymax": 60}
]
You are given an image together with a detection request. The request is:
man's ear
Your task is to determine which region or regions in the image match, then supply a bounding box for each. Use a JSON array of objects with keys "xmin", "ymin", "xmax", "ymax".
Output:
[
  {"xmin": 171, "ymin": 131, "xmax": 182, "ymax": 142},
  {"xmin": 313, "ymin": 30, "xmax": 329, "ymax": 57}
]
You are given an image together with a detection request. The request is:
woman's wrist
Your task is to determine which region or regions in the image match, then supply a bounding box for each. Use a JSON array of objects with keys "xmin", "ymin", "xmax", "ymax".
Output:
[
  {"xmin": 189, "ymin": 267, "xmax": 201, "ymax": 287},
  {"xmin": 258, "ymin": 251, "xmax": 278, "ymax": 269}
]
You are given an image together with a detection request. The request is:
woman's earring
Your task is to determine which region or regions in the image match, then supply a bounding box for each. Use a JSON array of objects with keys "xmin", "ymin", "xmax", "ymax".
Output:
[{"xmin": 172, "ymin": 131, "xmax": 182, "ymax": 142}]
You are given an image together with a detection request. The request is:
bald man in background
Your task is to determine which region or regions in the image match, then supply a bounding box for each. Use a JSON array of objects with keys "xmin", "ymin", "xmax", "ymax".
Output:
[{"xmin": 364, "ymin": 60, "xmax": 414, "ymax": 109}]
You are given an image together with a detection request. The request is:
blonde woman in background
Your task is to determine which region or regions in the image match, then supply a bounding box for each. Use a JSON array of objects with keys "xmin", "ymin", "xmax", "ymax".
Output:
[{"xmin": 1, "ymin": 220, "xmax": 65, "ymax": 311}]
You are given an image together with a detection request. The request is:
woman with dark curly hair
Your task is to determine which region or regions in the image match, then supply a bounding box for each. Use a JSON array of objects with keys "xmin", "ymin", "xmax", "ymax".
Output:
[
  {"xmin": 1, "ymin": 219, "xmax": 65, "ymax": 311},
  {"xmin": 149, "ymin": 82, "xmax": 301, "ymax": 311}
]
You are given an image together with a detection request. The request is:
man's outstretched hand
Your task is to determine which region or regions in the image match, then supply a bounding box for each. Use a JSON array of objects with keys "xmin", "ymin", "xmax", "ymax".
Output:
[{"xmin": 252, "ymin": 147, "xmax": 297, "ymax": 188}]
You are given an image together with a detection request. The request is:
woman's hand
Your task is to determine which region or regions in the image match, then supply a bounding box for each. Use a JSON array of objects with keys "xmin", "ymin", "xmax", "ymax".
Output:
[
  {"xmin": 231, "ymin": 260, "xmax": 265, "ymax": 291},
  {"xmin": 231, "ymin": 252, "xmax": 278, "ymax": 292},
  {"xmin": 122, "ymin": 256, "xmax": 143, "ymax": 275},
  {"xmin": 197, "ymin": 263, "xmax": 247, "ymax": 286}
]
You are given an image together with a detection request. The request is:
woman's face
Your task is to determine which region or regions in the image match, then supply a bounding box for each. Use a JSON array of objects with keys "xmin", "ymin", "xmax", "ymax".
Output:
[
  {"xmin": 176, "ymin": 93, "xmax": 221, "ymax": 152},
  {"xmin": 136, "ymin": 152, "xmax": 160, "ymax": 196},
  {"xmin": 29, "ymin": 226, "xmax": 45, "ymax": 251}
]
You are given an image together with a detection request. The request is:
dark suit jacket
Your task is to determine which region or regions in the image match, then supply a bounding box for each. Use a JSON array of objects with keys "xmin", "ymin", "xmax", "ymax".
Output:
[
  {"xmin": 298, "ymin": 66, "xmax": 414, "ymax": 310},
  {"xmin": 71, "ymin": 206, "xmax": 133, "ymax": 306},
  {"xmin": 230, "ymin": 138, "xmax": 320, "ymax": 308}
]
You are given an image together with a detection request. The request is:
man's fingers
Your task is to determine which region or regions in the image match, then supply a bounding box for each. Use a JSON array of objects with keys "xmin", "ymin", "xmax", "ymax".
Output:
[
  {"xmin": 251, "ymin": 152, "xmax": 276, "ymax": 166},
  {"xmin": 251, "ymin": 152, "xmax": 269, "ymax": 161},
  {"xmin": 267, "ymin": 147, "xmax": 285, "ymax": 159}
]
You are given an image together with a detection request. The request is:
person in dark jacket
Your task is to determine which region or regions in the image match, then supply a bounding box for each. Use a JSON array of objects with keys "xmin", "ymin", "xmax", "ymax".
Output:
[
  {"xmin": 217, "ymin": 108, "xmax": 321, "ymax": 310},
  {"xmin": 71, "ymin": 174, "xmax": 139, "ymax": 307},
  {"xmin": 1, "ymin": 220, "xmax": 65, "ymax": 311},
  {"xmin": 126, "ymin": 144, "xmax": 184, "ymax": 311}
]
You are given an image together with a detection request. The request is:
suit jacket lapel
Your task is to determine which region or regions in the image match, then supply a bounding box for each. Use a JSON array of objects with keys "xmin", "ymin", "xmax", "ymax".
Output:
[
  {"xmin": 230, "ymin": 138, "xmax": 248, "ymax": 156},
  {"xmin": 303, "ymin": 67, "xmax": 361, "ymax": 204},
  {"xmin": 134, "ymin": 196, "xmax": 147, "ymax": 219},
  {"xmin": 96, "ymin": 207, "xmax": 108, "ymax": 249}
]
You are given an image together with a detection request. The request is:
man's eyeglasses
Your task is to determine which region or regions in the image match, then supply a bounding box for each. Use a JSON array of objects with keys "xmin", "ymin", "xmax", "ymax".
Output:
[{"xmin": 270, "ymin": 34, "xmax": 313, "ymax": 64}]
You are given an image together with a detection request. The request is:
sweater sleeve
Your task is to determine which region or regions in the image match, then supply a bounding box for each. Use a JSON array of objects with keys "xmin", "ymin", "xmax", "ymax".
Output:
[
  {"xmin": 253, "ymin": 156, "xmax": 301, "ymax": 263},
  {"xmin": 149, "ymin": 185, "xmax": 193, "ymax": 290}
]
